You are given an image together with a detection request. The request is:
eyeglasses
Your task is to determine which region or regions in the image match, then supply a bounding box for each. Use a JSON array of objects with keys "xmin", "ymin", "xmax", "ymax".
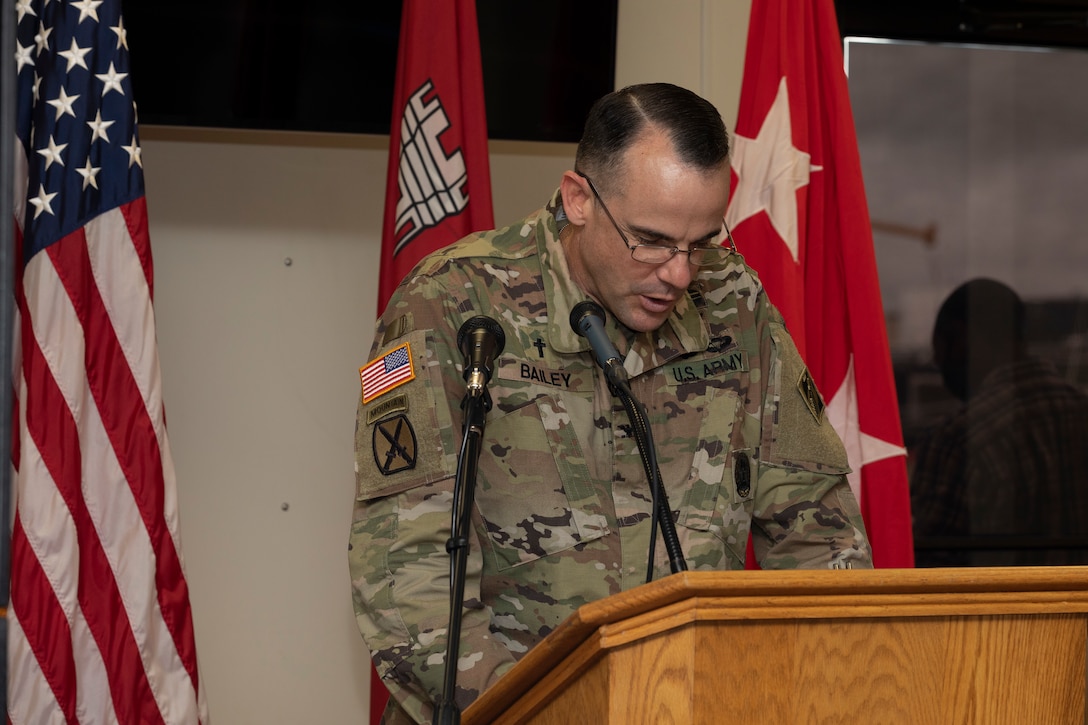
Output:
[{"xmin": 576, "ymin": 171, "xmax": 735, "ymax": 266}]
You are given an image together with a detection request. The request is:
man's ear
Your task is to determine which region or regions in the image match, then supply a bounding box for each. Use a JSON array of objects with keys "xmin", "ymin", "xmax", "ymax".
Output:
[{"xmin": 560, "ymin": 170, "xmax": 592, "ymax": 225}]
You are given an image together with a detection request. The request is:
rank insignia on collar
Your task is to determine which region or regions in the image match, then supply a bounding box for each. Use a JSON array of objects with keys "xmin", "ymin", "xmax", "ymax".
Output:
[
  {"xmin": 373, "ymin": 414, "xmax": 418, "ymax": 476},
  {"xmin": 706, "ymin": 334, "xmax": 734, "ymax": 354},
  {"xmin": 798, "ymin": 368, "xmax": 825, "ymax": 423}
]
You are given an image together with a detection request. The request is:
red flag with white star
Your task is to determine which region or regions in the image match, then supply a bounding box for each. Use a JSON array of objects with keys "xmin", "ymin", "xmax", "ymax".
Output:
[
  {"xmin": 726, "ymin": 0, "xmax": 914, "ymax": 567},
  {"xmin": 377, "ymin": 0, "xmax": 494, "ymax": 316}
]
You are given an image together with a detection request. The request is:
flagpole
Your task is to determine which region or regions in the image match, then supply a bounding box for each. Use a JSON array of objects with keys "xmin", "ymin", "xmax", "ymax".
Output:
[{"xmin": 0, "ymin": 0, "xmax": 20, "ymax": 713}]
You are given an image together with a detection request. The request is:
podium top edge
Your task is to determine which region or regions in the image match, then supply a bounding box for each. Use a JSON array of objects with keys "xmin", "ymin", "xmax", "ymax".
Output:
[{"xmin": 564, "ymin": 566, "xmax": 1088, "ymax": 628}]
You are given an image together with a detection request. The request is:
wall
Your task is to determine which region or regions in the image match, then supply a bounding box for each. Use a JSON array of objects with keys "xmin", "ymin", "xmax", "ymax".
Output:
[{"xmin": 141, "ymin": 1, "xmax": 751, "ymax": 722}]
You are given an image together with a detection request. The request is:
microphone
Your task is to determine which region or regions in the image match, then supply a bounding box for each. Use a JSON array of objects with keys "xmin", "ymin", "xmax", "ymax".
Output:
[
  {"xmin": 570, "ymin": 300, "xmax": 687, "ymax": 577},
  {"xmin": 457, "ymin": 316, "xmax": 506, "ymax": 396},
  {"xmin": 569, "ymin": 301, "xmax": 628, "ymax": 388}
]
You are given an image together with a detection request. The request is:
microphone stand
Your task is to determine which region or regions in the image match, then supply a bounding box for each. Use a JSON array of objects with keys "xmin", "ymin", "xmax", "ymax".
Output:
[
  {"xmin": 607, "ymin": 376, "xmax": 688, "ymax": 581},
  {"xmin": 433, "ymin": 387, "xmax": 492, "ymax": 725},
  {"xmin": 569, "ymin": 301, "xmax": 686, "ymax": 580}
]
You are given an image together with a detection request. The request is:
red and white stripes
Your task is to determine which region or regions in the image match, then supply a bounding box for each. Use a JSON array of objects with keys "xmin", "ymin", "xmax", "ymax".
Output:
[{"xmin": 10, "ymin": 193, "xmax": 208, "ymax": 722}]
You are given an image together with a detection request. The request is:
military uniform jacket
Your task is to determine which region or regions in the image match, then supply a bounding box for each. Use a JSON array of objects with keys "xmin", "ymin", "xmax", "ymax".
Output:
[{"xmin": 350, "ymin": 190, "xmax": 872, "ymax": 723}]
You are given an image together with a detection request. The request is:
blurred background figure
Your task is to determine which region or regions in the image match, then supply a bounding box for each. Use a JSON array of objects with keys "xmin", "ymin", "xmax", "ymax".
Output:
[{"xmin": 910, "ymin": 278, "xmax": 1088, "ymax": 566}]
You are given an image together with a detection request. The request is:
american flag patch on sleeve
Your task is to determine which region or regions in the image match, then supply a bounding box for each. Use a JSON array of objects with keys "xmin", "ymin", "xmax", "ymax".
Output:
[{"xmin": 360, "ymin": 342, "xmax": 416, "ymax": 403}]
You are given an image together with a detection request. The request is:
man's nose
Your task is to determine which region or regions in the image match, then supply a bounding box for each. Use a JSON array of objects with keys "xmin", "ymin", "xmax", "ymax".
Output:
[{"xmin": 657, "ymin": 251, "xmax": 695, "ymax": 289}]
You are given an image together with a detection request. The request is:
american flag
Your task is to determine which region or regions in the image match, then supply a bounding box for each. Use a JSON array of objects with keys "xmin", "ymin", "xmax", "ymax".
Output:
[
  {"xmin": 10, "ymin": 1, "xmax": 208, "ymax": 722},
  {"xmin": 360, "ymin": 343, "xmax": 415, "ymax": 404}
]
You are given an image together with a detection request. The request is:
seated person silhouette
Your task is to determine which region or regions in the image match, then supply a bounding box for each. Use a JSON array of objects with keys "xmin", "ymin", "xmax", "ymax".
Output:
[{"xmin": 910, "ymin": 278, "xmax": 1088, "ymax": 567}]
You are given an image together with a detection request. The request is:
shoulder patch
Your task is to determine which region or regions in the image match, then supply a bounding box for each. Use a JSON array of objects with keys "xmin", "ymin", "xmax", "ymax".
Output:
[
  {"xmin": 360, "ymin": 342, "xmax": 415, "ymax": 403},
  {"xmin": 366, "ymin": 393, "xmax": 409, "ymax": 426},
  {"xmin": 372, "ymin": 414, "xmax": 418, "ymax": 475}
]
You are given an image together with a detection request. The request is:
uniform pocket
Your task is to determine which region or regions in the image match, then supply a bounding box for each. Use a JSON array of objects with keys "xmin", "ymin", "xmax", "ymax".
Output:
[
  {"xmin": 674, "ymin": 385, "xmax": 737, "ymax": 527},
  {"xmin": 672, "ymin": 385, "xmax": 753, "ymax": 566},
  {"xmin": 475, "ymin": 393, "xmax": 610, "ymax": 571}
]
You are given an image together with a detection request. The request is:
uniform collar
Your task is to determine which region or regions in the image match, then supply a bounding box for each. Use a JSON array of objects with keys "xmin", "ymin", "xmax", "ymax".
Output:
[{"xmin": 537, "ymin": 188, "xmax": 710, "ymax": 374}]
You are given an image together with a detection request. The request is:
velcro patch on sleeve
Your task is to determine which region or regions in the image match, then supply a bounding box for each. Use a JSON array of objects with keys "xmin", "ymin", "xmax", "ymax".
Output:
[
  {"xmin": 356, "ymin": 329, "xmax": 456, "ymax": 502},
  {"xmin": 766, "ymin": 324, "xmax": 850, "ymax": 473}
]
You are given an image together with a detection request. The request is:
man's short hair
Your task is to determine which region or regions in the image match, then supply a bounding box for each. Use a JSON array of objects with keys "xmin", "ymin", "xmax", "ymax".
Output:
[{"xmin": 575, "ymin": 83, "xmax": 730, "ymax": 194}]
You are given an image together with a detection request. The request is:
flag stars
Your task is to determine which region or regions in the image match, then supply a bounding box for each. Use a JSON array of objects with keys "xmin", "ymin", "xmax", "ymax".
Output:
[
  {"xmin": 111, "ymin": 18, "xmax": 129, "ymax": 50},
  {"xmin": 28, "ymin": 185, "xmax": 58, "ymax": 220},
  {"xmin": 15, "ymin": 0, "xmax": 35, "ymax": 24},
  {"xmin": 76, "ymin": 159, "xmax": 101, "ymax": 190},
  {"xmin": 87, "ymin": 109, "xmax": 114, "ymax": 143},
  {"xmin": 58, "ymin": 38, "xmax": 92, "ymax": 72},
  {"xmin": 96, "ymin": 62, "xmax": 128, "ymax": 96},
  {"xmin": 71, "ymin": 0, "xmax": 104, "ymax": 23},
  {"xmin": 37, "ymin": 135, "xmax": 68, "ymax": 170},
  {"xmin": 47, "ymin": 87, "xmax": 80, "ymax": 121},
  {"xmin": 122, "ymin": 136, "xmax": 142, "ymax": 168},
  {"xmin": 35, "ymin": 21, "xmax": 52, "ymax": 54},
  {"xmin": 15, "ymin": 42, "xmax": 35, "ymax": 74}
]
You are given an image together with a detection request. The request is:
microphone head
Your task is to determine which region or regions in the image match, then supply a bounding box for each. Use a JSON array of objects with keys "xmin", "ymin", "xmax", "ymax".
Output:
[
  {"xmin": 457, "ymin": 316, "xmax": 506, "ymax": 356},
  {"xmin": 569, "ymin": 299, "xmax": 628, "ymax": 387},
  {"xmin": 569, "ymin": 300, "xmax": 606, "ymax": 337},
  {"xmin": 457, "ymin": 316, "xmax": 506, "ymax": 388}
]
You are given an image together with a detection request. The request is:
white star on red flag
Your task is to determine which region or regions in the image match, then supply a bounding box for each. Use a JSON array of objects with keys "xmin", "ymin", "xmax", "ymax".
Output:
[
  {"xmin": 826, "ymin": 356, "xmax": 908, "ymax": 504},
  {"xmin": 726, "ymin": 77, "xmax": 817, "ymax": 264}
]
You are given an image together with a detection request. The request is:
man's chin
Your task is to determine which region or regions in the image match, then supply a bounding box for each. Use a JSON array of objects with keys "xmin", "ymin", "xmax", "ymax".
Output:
[{"xmin": 620, "ymin": 308, "xmax": 670, "ymax": 334}]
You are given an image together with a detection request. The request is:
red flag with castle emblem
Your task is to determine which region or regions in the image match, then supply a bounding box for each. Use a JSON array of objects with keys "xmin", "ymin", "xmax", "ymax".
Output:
[
  {"xmin": 377, "ymin": 0, "xmax": 494, "ymax": 315},
  {"xmin": 726, "ymin": 0, "xmax": 914, "ymax": 567},
  {"xmin": 371, "ymin": 0, "xmax": 493, "ymax": 719}
]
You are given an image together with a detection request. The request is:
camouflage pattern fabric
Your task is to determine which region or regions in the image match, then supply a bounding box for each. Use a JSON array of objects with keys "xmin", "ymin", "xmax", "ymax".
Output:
[{"xmin": 349, "ymin": 189, "xmax": 872, "ymax": 723}]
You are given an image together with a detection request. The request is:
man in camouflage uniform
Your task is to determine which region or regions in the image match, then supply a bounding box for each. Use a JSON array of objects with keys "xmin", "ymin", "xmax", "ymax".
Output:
[{"xmin": 350, "ymin": 83, "xmax": 872, "ymax": 724}]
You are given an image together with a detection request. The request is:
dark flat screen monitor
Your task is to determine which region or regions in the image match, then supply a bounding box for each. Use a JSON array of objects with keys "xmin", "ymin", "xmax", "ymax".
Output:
[
  {"xmin": 835, "ymin": 0, "xmax": 1088, "ymax": 49},
  {"xmin": 122, "ymin": 1, "xmax": 617, "ymax": 142}
]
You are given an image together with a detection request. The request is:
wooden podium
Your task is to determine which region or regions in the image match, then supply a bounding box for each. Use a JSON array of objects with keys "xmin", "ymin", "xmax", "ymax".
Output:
[{"xmin": 463, "ymin": 567, "xmax": 1088, "ymax": 724}]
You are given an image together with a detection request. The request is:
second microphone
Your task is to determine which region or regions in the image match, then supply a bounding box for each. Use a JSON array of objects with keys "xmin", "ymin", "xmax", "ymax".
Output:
[{"xmin": 457, "ymin": 315, "xmax": 506, "ymax": 396}]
